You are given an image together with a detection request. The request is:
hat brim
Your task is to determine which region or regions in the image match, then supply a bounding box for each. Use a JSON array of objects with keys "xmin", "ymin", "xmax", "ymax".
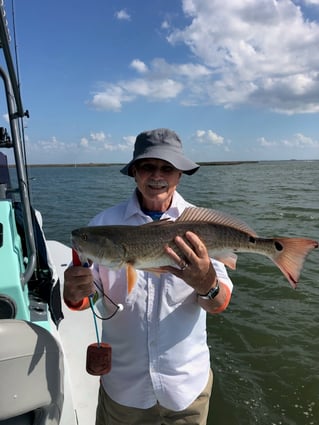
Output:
[{"xmin": 120, "ymin": 148, "xmax": 199, "ymax": 176}]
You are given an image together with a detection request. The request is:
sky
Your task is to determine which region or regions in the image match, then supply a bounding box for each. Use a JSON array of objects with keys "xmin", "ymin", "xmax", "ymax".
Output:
[{"xmin": 1, "ymin": 0, "xmax": 319, "ymax": 164}]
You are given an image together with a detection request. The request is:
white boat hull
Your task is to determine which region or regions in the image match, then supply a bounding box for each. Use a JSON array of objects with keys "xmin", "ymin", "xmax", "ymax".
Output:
[{"xmin": 47, "ymin": 240, "xmax": 99, "ymax": 425}]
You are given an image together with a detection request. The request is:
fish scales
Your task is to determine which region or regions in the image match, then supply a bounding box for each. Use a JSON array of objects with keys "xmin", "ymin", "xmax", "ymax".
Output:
[
  {"xmin": 72, "ymin": 207, "xmax": 318, "ymax": 290},
  {"xmin": 76, "ymin": 221, "xmax": 252, "ymax": 267}
]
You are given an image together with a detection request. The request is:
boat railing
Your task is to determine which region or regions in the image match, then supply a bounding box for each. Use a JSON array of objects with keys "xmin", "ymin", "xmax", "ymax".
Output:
[{"xmin": 0, "ymin": 3, "xmax": 36, "ymax": 286}]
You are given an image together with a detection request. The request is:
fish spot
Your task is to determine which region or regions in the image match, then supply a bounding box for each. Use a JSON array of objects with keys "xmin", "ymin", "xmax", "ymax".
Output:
[
  {"xmin": 249, "ymin": 236, "xmax": 256, "ymax": 244},
  {"xmin": 274, "ymin": 241, "xmax": 283, "ymax": 251}
]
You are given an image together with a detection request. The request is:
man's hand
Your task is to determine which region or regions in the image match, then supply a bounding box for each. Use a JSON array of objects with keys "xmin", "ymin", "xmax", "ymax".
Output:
[
  {"xmin": 161, "ymin": 231, "xmax": 217, "ymax": 295},
  {"xmin": 63, "ymin": 265, "xmax": 95, "ymax": 305}
]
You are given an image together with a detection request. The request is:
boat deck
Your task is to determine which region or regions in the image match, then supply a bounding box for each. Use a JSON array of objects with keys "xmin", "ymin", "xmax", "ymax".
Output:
[{"xmin": 47, "ymin": 240, "xmax": 99, "ymax": 425}]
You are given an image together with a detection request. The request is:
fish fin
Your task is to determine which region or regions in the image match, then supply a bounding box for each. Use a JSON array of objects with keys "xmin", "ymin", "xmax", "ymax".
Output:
[
  {"xmin": 126, "ymin": 263, "xmax": 137, "ymax": 293},
  {"xmin": 142, "ymin": 267, "xmax": 167, "ymax": 277},
  {"xmin": 177, "ymin": 207, "xmax": 258, "ymax": 236},
  {"xmin": 270, "ymin": 238, "xmax": 318, "ymax": 288},
  {"xmin": 214, "ymin": 252, "xmax": 238, "ymax": 270}
]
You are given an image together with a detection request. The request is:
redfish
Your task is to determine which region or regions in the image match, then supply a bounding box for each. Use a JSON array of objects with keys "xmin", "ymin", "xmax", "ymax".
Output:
[{"xmin": 72, "ymin": 207, "xmax": 318, "ymax": 292}]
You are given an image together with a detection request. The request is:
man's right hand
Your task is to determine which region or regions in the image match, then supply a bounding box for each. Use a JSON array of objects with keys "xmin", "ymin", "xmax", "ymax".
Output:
[{"xmin": 63, "ymin": 265, "xmax": 95, "ymax": 305}]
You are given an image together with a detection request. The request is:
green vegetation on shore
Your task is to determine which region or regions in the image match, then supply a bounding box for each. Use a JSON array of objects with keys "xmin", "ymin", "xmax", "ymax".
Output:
[{"xmin": 15, "ymin": 161, "xmax": 259, "ymax": 168}]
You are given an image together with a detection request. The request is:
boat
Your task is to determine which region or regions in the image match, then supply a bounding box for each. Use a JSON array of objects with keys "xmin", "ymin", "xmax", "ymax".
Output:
[{"xmin": 0, "ymin": 3, "xmax": 98, "ymax": 424}]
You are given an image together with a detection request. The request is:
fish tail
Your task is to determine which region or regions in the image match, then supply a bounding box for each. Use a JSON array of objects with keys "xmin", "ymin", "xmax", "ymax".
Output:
[{"xmin": 270, "ymin": 238, "xmax": 318, "ymax": 288}]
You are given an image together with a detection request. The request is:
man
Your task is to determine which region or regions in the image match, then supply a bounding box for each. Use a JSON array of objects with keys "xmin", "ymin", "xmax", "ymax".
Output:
[{"xmin": 64, "ymin": 128, "xmax": 233, "ymax": 425}]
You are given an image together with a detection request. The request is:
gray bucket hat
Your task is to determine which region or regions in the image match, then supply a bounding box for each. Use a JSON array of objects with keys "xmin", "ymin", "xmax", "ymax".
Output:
[{"xmin": 120, "ymin": 128, "xmax": 199, "ymax": 176}]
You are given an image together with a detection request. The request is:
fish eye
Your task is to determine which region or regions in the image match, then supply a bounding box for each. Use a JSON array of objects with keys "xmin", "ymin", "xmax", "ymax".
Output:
[{"xmin": 81, "ymin": 233, "xmax": 88, "ymax": 241}]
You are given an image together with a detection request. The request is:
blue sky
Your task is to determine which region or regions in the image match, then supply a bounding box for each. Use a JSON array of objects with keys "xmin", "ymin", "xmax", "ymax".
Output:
[{"xmin": 1, "ymin": 0, "xmax": 319, "ymax": 164}]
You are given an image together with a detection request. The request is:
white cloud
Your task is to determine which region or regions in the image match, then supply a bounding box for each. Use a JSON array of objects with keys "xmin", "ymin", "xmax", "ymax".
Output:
[
  {"xmin": 151, "ymin": 58, "xmax": 211, "ymax": 79},
  {"xmin": 91, "ymin": 77, "xmax": 183, "ymax": 111},
  {"xmin": 122, "ymin": 135, "xmax": 136, "ymax": 146},
  {"xmin": 78, "ymin": 132, "xmax": 135, "ymax": 153},
  {"xmin": 90, "ymin": 58, "xmax": 209, "ymax": 111},
  {"xmin": 90, "ymin": 0, "xmax": 319, "ymax": 114},
  {"xmin": 302, "ymin": 0, "xmax": 319, "ymax": 5},
  {"xmin": 115, "ymin": 9, "xmax": 131, "ymax": 21},
  {"xmin": 161, "ymin": 20, "xmax": 170, "ymax": 29},
  {"xmin": 80, "ymin": 137, "xmax": 89, "ymax": 147},
  {"xmin": 283, "ymin": 133, "xmax": 319, "ymax": 147},
  {"xmin": 258, "ymin": 136, "xmax": 277, "ymax": 147},
  {"xmin": 90, "ymin": 131, "xmax": 107, "ymax": 142},
  {"xmin": 196, "ymin": 130, "xmax": 205, "ymax": 138},
  {"xmin": 195, "ymin": 129, "xmax": 225, "ymax": 145},
  {"xmin": 123, "ymin": 78, "xmax": 183, "ymax": 99},
  {"xmin": 26, "ymin": 131, "xmax": 135, "ymax": 163},
  {"xmin": 26, "ymin": 136, "xmax": 78, "ymax": 162},
  {"xmin": 166, "ymin": 0, "xmax": 319, "ymax": 113},
  {"xmin": 259, "ymin": 133, "xmax": 319, "ymax": 148},
  {"xmin": 130, "ymin": 59, "xmax": 148, "ymax": 74},
  {"xmin": 34, "ymin": 136, "xmax": 65, "ymax": 150},
  {"xmin": 91, "ymin": 86, "xmax": 132, "ymax": 111}
]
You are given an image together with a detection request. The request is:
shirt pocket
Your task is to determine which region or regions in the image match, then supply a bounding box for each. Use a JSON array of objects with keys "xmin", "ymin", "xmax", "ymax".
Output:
[{"xmin": 164, "ymin": 274, "xmax": 197, "ymax": 306}]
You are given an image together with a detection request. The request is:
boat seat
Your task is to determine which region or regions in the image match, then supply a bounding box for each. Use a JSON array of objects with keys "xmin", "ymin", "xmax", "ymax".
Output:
[
  {"xmin": 0, "ymin": 320, "xmax": 64, "ymax": 425},
  {"xmin": 0, "ymin": 412, "xmax": 34, "ymax": 425}
]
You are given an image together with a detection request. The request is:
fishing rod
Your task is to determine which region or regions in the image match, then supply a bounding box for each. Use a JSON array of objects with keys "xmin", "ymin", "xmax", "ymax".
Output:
[{"xmin": 0, "ymin": 1, "xmax": 24, "ymax": 115}]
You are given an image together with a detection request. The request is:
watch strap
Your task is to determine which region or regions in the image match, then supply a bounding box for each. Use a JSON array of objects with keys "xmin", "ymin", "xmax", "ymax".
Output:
[{"xmin": 198, "ymin": 280, "xmax": 220, "ymax": 300}]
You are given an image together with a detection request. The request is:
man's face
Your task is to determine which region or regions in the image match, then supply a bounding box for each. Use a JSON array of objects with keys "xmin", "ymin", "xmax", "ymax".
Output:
[{"xmin": 132, "ymin": 159, "xmax": 182, "ymax": 212}]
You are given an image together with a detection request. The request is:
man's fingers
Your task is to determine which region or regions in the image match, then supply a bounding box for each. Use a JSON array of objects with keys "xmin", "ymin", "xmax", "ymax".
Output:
[{"xmin": 184, "ymin": 231, "xmax": 207, "ymax": 258}]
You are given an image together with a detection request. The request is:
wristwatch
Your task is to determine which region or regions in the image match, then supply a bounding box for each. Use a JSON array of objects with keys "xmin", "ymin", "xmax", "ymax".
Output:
[{"xmin": 198, "ymin": 279, "xmax": 220, "ymax": 300}]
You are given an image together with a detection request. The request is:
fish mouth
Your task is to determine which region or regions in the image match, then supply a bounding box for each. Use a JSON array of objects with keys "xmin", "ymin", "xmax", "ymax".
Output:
[
  {"xmin": 71, "ymin": 231, "xmax": 82, "ymax": 253},
  {"xmin": 71, "ymin": 239, "xmax": 89, "ymax": 264},
  {"xmin": 71, "ymin": 238, "xmax": 81, "ymax": 255}
]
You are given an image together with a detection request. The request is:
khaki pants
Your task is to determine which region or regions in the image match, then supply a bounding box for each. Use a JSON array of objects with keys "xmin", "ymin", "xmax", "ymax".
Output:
[{"xmin": 95, "ymin": 369, "xmax": 213, "ymax": 425}]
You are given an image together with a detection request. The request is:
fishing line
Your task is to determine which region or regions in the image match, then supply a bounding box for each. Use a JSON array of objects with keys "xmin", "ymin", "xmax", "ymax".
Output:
[
  {"xmin": 72, "ymin": 250, "xmax": 113, "ymax": 375},
  {"xmin": 91, "ymin": 279, "xmax": 124, "ymax": 321},
  {"xmin": 88, "ymin": 295, "xmax": 101, "ymax": 346}
]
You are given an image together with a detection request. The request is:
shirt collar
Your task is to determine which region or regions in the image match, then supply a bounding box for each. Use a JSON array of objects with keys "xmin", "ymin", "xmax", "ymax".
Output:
[{"xmin": 123, "ymin": 189, "xmax": 187, "ymax": 222}]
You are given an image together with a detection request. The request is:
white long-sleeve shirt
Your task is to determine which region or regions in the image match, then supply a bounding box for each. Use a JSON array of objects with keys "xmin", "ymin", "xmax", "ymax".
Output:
[{"xmin": 90, "ymin": 190, "xmax": 233, "ymax": 411}]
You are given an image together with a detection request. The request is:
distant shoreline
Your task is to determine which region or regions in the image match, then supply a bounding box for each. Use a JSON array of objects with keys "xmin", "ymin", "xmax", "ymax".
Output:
[
  {"xmin": 8, "ymin": 159, "xmax": 318, "ymax": 168},
  {"xmin": 9, "ymin": 161, "xmax": 260, "ymax": 168}
]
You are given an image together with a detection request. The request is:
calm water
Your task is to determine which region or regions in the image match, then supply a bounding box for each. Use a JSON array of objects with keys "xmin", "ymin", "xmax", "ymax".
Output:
[{"xmin": 26, "ymin": 161, "xmax": 319, "ymax": 425}]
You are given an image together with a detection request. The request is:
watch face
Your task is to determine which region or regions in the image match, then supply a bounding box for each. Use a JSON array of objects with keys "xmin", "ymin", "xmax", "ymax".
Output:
[
  {"xmin": 198, "ymin": 280, "xmax": 220, "ymax": 299},
  {"xmin": 208, "ymin": 283, "xmax": 220, "ymax": 299}
]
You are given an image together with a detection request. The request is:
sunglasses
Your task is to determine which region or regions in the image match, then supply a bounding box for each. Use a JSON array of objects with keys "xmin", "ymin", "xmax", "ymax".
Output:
[{"xmin": 135, "ymin": 162, "xmax": 177, "ymax": 174}]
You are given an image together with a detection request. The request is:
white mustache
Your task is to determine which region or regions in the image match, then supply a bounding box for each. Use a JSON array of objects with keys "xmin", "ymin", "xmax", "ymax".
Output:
[{"xmin": 148, "ymin": 180, "xmax": 168, "ymax": 188}]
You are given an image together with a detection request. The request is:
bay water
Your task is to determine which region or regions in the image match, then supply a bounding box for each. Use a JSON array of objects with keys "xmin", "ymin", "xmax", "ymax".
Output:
[{"xmin": 28, "ymin": 160, "xmax": 318, "ymax": 425}]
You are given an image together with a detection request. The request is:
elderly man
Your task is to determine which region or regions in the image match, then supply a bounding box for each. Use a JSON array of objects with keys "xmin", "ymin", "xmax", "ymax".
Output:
[{"xmin": 64, "ymin": 128, "xmax": 233, "ymax": 425}]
